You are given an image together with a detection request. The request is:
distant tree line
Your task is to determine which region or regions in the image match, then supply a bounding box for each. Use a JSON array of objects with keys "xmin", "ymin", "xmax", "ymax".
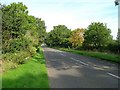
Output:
[{"xmin": 45, "ymin": 23, "xmax": 120, "ymax": 54}]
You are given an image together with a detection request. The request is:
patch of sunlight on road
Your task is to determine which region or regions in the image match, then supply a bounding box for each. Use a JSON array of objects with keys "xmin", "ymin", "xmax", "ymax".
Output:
[
  {"xmin": 92, "ymin": 65, "xmax": 112, "ymax": 71},
  {"xmin": 102, "ymin": 66, "xmax": 110, "ymax": 69},
  {"xmin": 92, "ymin": 67, "xmax": 105, "ymax": 71},
  {"xmin": 86, "ymin": 62, "xmax": 116, "ymax": 71}
]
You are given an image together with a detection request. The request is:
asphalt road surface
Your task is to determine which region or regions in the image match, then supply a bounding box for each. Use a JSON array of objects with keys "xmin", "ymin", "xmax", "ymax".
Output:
[{"xmin": 43, "ymin": 47, "xmax": 119, "ymax": 88}]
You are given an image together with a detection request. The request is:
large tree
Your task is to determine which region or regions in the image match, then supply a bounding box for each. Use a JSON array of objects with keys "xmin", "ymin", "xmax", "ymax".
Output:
[
  {"xmin": 45, "ymin": 25, "xmax": 71, "ymax": 47},
  {"xmin": 84, "ymin": 22, "xmax": 113, "ymax": 50},
  {"xmin": 2, "ymin": 2, "xmax": 28, "ymax": 39}
]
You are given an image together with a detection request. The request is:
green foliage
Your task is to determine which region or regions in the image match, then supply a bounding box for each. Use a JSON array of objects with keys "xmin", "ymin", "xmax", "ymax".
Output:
[
  {"xmin": 107, "ymin": 40, "xmax": 120, "ymax": 54},
  {"xmin": 24, "ymin": 30, "xmax": 39, "ymax": 47},
  {"xmin": 28, "ymin": 46, "xmax": 37, "ymax": 57},
  {"xmin": 2, "ymin": 2, "xmax": 28, "ymax": 39},
  {"xmin": 2, "ymin": 2, "xmax": 29, "ymax": 53},
  {"xmin": 36, "ymin": 18, "xmax": 46, "ymax": 45},
  {"xmin": 45, "ymin": 25, "xmax": 71, "ymax": 47},
  {"xmin": 1, "ymin": 2, "xmax": 46, "ymax": 64},
  {"xmin": 60, "ymin": 38, "xmax": 72, "ymax": 48},
  {"xmin": 2, "ymin": 37, "xmax": 31, "ymax": 53},
  {"xmin": 83, "ymin": 22, "xmax": 113, "ymax": 50},
  {"xmin": 32, "ymin": 47, "xmax": 45, "ymax": 64},
  {"xmin": 3, "ymin": 51, "xmax": 30, "ymax": 64}
]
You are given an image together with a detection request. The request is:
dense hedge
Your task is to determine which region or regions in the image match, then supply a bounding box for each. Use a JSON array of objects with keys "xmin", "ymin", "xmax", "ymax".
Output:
[{"xmin": 1, "ymin": 2, "xmax": 46, "ymax": 65}]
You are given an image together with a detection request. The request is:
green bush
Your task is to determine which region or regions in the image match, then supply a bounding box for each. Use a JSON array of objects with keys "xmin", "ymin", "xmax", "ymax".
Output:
[
  {"xmin": 2, "ymin": 51, "xmax": 30, "ymax": 64},
  {"xmin": 28, "ymin": 46, "xmax": 37, "ymax": 56},
  {"xmin": 107, "ymin": 42, "xmax": 120, "ymax": 54},
  {"xmin": 2, "ymin": 37, "xmax": 31, "ymax": 53}
]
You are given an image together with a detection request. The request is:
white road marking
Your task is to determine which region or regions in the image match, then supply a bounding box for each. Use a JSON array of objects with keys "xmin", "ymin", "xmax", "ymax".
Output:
[
  {"xmin": 107, "ymin": 72, "xmax": 120, "ymax": 79},
  {"xmin": 60, "ymin": 53, "xmax": 66, "ymax": 56},
  {"xmin": 70, "ymin": 57, "xmax": 89, "ymax": 66}
]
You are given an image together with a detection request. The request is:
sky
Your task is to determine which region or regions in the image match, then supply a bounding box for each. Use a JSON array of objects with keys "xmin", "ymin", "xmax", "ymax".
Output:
[{"xmin": 0, "ymin": 0, "xmax": 119, "ymax": 39}]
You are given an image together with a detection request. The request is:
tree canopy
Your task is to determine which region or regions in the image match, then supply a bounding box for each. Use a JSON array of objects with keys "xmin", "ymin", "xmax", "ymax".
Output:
[
  {"xmin": 83, "ymin": 22, "xmax": 113, "ymax": 50},
  {"xmin": 45, "ymin": 25, "xmax": 71, "ymax": 47}
]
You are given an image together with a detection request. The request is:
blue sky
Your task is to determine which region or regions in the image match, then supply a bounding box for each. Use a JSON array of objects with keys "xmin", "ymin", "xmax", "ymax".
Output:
[{"xmin": 1, "ymin": 0, "xmax": 118, "ymax": 39}]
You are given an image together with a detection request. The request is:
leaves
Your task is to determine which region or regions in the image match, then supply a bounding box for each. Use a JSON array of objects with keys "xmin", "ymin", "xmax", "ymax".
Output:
[
  {"xmin": 70, "ymin": 28, "xmax": 85, "ymax": 48},
  {"xmin": 1, "ymin": 2, "xmax": 47, "ymax": 64},
  {"xmin": 45, "ymin": 25, "xmax": 71, "ymax": 47},
  {"xmin": 84, "ymin": 22, "xmax": 113, "ymax": 50}
]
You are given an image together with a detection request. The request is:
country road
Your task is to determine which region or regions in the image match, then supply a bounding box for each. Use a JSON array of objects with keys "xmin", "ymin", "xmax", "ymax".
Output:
[{"xmin": 43, "ymin": 47, "xmax": 119, "ymax": 88}]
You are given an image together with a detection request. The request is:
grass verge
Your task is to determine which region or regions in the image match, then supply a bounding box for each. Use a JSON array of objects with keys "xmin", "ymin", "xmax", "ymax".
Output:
[
  {"xmin": 2, "ymin": 47, "xmax": 50, "ymax": 88},
  {"xmin": 54, "ymin": 47, "xmax": 120, "ymax": 63}
]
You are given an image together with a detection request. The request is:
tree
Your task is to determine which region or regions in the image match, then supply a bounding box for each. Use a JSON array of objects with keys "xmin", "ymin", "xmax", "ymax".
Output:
[
  {"xmin": 1, "ymin": 2, "xmax": 29, "ymax": 53},
  {"xmin": 70, "ymin": 28, "xmax": 85, "ymax": 48},
  {"xmin": 45, "ymin": 25, "xmax": 71, "ymax": 47},
  {"xmin": 84, "ymin": 22, "xmax": 113, "ymax": 50},
  {"xmin": 2, "ymin": 2, "xmax": 28, "ymax": 39}
]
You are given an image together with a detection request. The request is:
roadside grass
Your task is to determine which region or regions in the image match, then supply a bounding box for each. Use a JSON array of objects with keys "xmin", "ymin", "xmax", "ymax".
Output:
[
  {"xmin": 54, "ymin": 47, "xmax": 120, "ymax": 63},
  {"xmin": 2, "ymin": 47, "xmax": 50, "ymax": 88}
]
